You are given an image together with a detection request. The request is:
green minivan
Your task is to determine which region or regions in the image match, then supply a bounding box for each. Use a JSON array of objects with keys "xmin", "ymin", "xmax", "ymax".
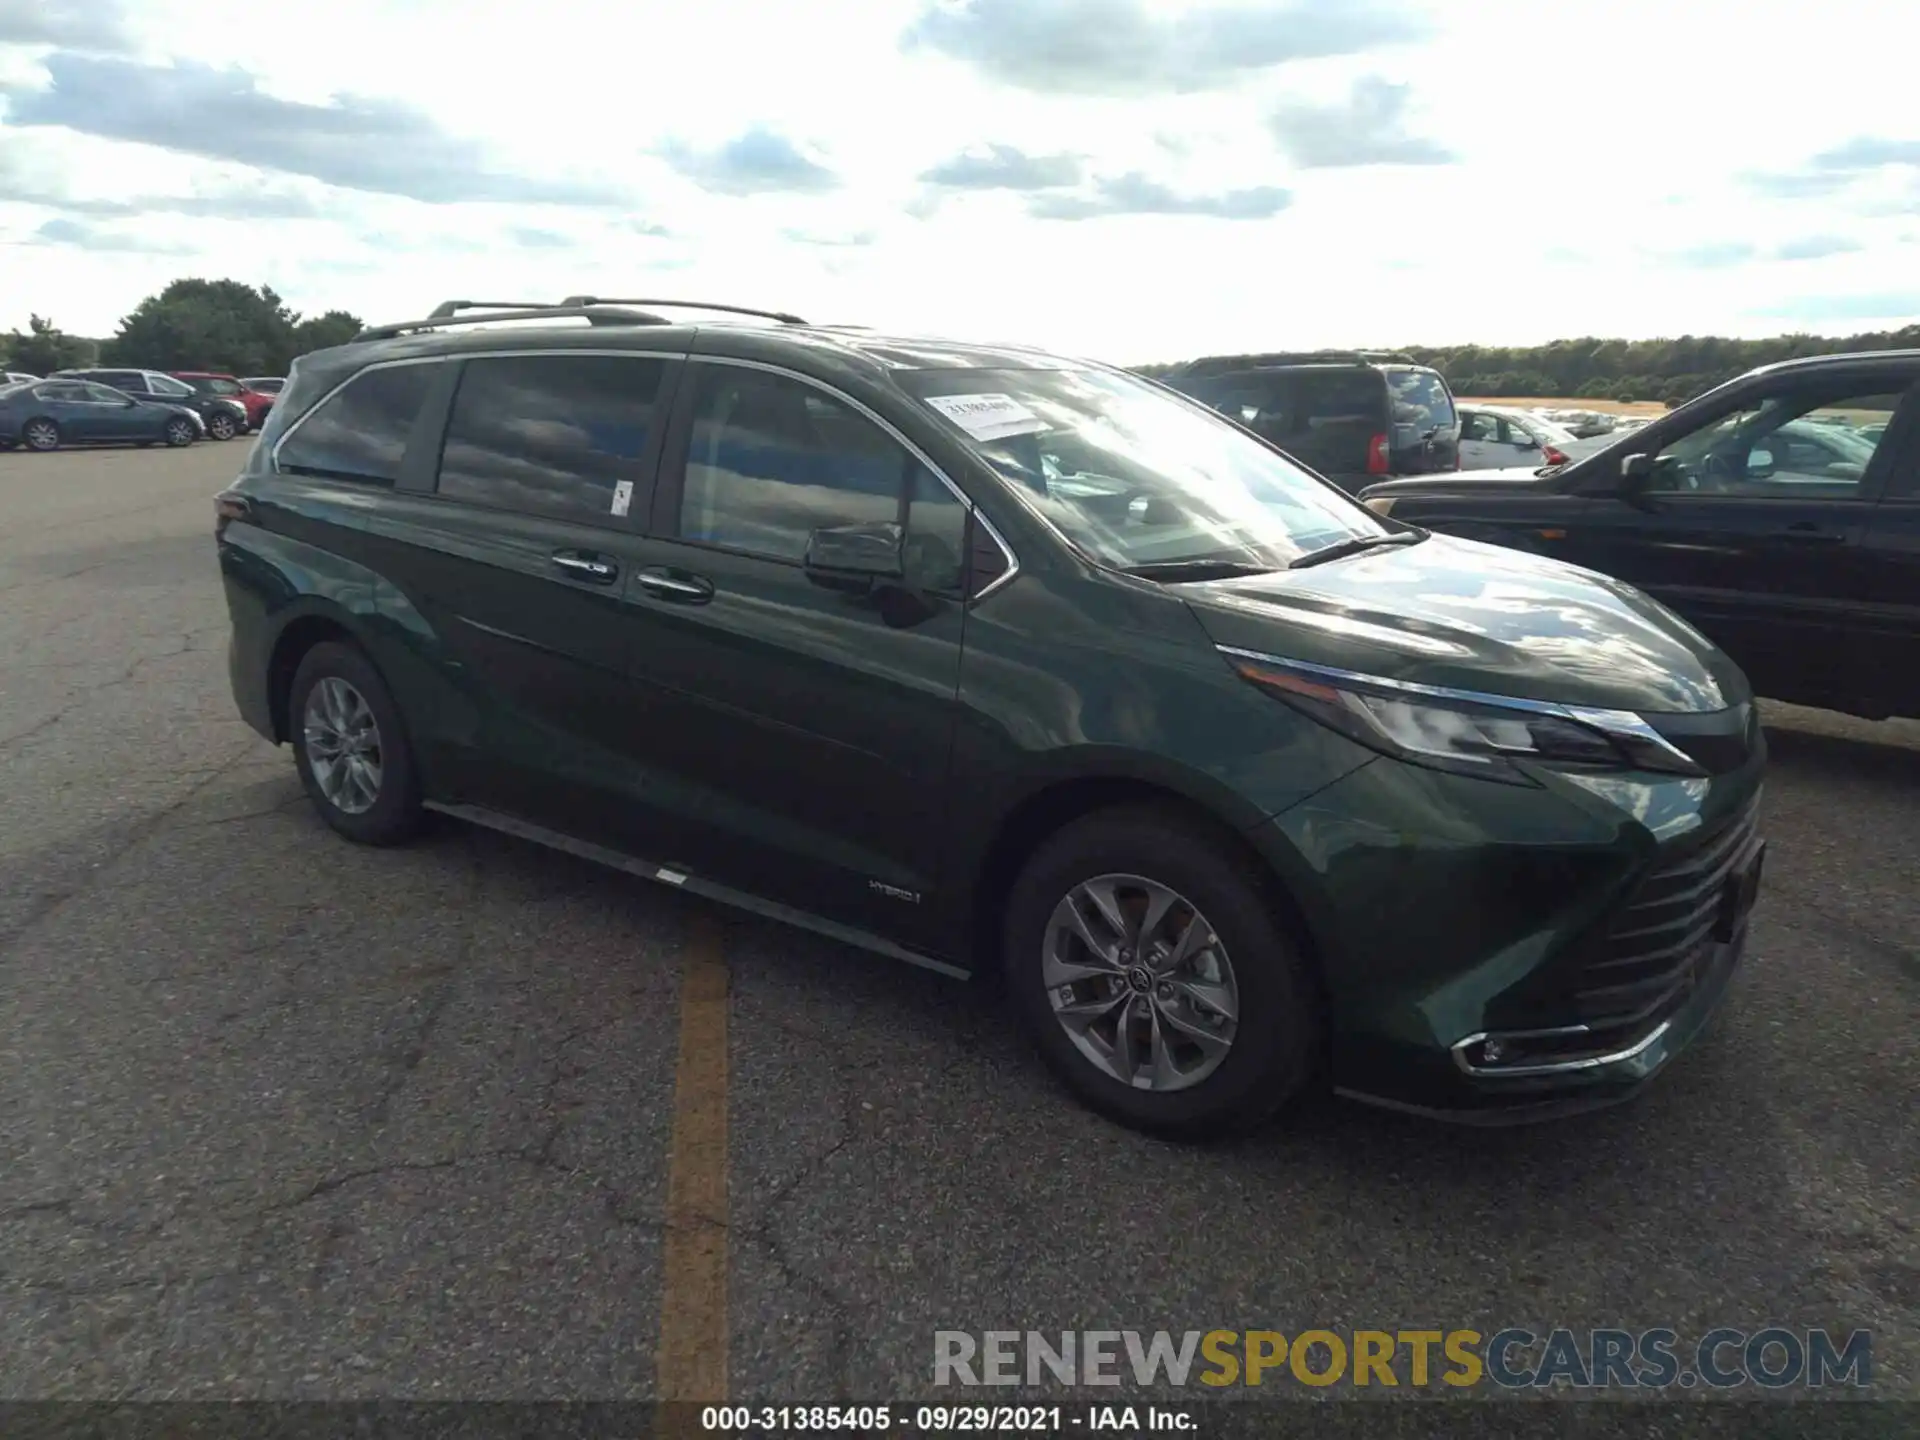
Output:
[{"xmin": 216, "ymin": 299, "xmax": 1767, "ymax": 1137}]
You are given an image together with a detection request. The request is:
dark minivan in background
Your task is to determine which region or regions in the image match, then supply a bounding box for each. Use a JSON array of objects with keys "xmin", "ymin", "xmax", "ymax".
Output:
[{"xmin": 1163, "ymin": 351, "xmax": 1461, "ymax": 491}]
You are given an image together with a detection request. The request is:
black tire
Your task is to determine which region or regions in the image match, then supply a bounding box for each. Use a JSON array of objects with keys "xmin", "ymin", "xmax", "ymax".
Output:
[
  {"xmin": 206, "ymin": 411, "xmax": 238, "ymax": 441},
  {"xmin": 288, "ymin": 640, "xmax": 424, "ymax": 846},
  {"xmin": 22, "ymin": 418, "xmax": 60, "ymax": 452},
  {"xmin": 1003, "ymin": 805, "xmax": 1320, "ymax": 1139},
  {"xmin": 162, "ymin": 417, "xmax": 195, "ymax": 447}
]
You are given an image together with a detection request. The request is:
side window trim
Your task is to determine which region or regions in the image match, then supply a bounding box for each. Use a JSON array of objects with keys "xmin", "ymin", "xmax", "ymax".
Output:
[
  {"xmin": 400, "ymin": 360, "xmax": 463, "ymax": 494},
  {"xmin": 650, "ymin": 355, "xmax": 1019, "ymax": 600}
]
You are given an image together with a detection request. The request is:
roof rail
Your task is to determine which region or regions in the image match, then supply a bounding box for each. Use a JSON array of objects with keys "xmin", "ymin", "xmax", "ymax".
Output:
[
  {"xmin": 1178, "ymin": 349, "xmax": 1419, "ymax": 376},
  {"xmin": 558, "ymin": 297, "xmax": 809, "ymax": 326},
  {"xmin": 353, "ymin": 304, "xmax": 670, "ymax": 343},
  {"xmin": 427, "ymin": 300, "xmax": 554, "ymax": 320}
]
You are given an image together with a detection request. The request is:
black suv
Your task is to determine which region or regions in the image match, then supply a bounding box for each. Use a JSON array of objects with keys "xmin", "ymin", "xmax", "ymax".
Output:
[
  {"xmin": 1162, "ymin": 351, "xmax": 1461, "ymax": 491},
  {"xmin": 1360, "ymin": 350, "xmax": 1920, "ymax": 722},
  {"xmin": 215, "ymin": 298, "xmax": 1765, "ymax": 1135},
  {"xmin": 57, "ymin": 368, "xmax": 249, "ymax": 440}
]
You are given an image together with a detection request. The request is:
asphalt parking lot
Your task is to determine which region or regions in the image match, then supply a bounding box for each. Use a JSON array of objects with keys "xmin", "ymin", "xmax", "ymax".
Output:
[{"xmin": 1, "ymin": 441, "xmax": 1915, "ymax": 1406}]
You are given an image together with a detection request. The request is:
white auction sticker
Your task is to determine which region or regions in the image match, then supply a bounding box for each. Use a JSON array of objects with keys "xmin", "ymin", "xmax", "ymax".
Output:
[
  {"xmin": 610, "ymin": 479, "xmax": 634, "ymax": 517},
  {"xmin": 924, "ymin": 393, "xmax": 1050, "ymax": 442}
]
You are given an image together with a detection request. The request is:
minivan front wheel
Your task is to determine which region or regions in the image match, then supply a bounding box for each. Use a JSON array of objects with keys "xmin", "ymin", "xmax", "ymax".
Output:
[
  {"xmin": 289, "ymin": 641, "xmax": 423, "ymax": 845},
  {"xmin": 1005, "ymin": 806, "xmax": 1319, "ymax": 1138}
]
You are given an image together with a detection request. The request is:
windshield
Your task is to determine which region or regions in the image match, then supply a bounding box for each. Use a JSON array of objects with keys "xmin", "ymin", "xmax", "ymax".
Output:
[{"xmin": 899, "ymin": 368, "xmax": 1389, "ymax": 571}]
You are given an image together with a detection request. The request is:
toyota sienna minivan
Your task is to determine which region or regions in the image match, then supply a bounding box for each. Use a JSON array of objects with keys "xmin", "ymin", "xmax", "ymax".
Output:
[{"xmin": 215, "ymin": 298, "xmax": 1766, "ymax": 1137}]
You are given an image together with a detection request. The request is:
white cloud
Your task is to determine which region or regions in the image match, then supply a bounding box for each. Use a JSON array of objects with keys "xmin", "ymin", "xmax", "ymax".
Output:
[{"xmin": 1, "ymin": 0, "xmax": 1916, "ymax": 354}]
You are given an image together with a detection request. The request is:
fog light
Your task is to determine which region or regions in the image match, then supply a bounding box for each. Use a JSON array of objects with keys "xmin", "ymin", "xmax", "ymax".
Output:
[{"xmin": 1480, "ymin": 1038, "xmax": 1508, "ymax": 1064}]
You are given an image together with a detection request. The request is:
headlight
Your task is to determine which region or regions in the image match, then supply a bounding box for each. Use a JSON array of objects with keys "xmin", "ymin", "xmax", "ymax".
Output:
[
  {"xmin": 1220, "ymin": 646, "xmax": 1705, "ymax": 785},
  {"xmin": 1362, "ymin": 496, "xmax": 1395, "ymax": 516}
]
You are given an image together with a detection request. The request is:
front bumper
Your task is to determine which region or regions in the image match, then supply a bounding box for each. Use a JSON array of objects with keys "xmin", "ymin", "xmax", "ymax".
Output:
[
  {"xmin": 1333, "ymin": 909, "xmax": 1753, "ymax": 1124},
  {"xmin": 1257, "ymin": 751, "xmax": 1765, "ymax": 1123}
]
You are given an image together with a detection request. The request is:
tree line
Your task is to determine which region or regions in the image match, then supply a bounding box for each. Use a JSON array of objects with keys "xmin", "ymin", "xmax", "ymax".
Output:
[
  {"xmin": 11, "ymin": 281, "xmax": 1917, "ymax": 401},
  {"xmin": 1134, "ymin": 323, "xmax": 1920, "ymax": 403},
  {"xmin": 3, "ymin": 279, "xmax": 364, "ymax": 378}
]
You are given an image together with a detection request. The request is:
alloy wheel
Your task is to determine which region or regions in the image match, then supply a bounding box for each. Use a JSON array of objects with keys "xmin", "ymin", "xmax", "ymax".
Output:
[
  {"xmin": 208, "ymin": 413, "xmax": 237, "ymax": 440},
  {"xmin": 165, "ymin": 419, "xmax": 193, "ymax": 446},
  {"xmin": 24, "ymin": 420, "xmax": 58, "ymax": 451},
  {"xmin": 1042, "ymin": 873, "xmax": 1240, "ymax": 1092},
  {"xmin": 302, "ymin": 676, "xmax": 384, "ymax": 815}
]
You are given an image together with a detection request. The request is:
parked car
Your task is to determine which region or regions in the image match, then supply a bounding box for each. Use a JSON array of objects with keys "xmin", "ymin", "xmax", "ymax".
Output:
[
  {"xmin": 4, "ymin": 371, "xmax": 41, "ymax": 385},
  {"xmin": 1360, "ymin": 349, "xmax": 1919, "ymax": 721},
  {"xmin": 1161, "ymin": 351, "xmax": 1461, "ymax": 491},
  {"xmin": 1460, "ymin": 405, "xmax": 1579, "ymax": 469},
  {"xmin": 1538, "ymin": 408, "xmax": 1618, "ymax": 439},
  {"xmin": 54, "ymin": 368, "xmax": 249, "ymax": 440},
  {"xmin": 215, "ymin": 298, "xmax": 1766, "ymax": 1135},
  {"xmin": 242, "ymin": 376, "xmax": 286, "ymax": 396},
  {"xmin": 0, "ymin": 378, "xmax": 200, "ymax": 451},
  {"xmin": 172, "ymin": 371, "xmax": 275, "ymax": 431}
]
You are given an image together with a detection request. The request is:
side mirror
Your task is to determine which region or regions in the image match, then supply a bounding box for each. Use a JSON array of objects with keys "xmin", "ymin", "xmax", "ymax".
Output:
[
  {"xmin": 1513, "ymin": 434, "xmax": 1539, "ymax": 450},
  {"xmin": 1746, "ymin": 449, "xmax": 1775, "ymax": 479},
  {"xmin": 803, "ymin": 521, "xmax": 904, "ymax": 592}
]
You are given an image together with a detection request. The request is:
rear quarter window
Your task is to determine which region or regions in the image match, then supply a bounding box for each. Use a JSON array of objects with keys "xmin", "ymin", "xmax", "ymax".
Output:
[{"xmin": 275, "ymin": 362, "xmax": 436, "ymax": 485}]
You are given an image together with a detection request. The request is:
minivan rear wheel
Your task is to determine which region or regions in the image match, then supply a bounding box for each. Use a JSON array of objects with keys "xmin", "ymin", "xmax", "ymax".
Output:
[
  {"xmin": 289, "ymin": 641, "xmax": 423, "ymax": 846},
  {"xmin": 1004, "ymin": 806, "xmax": 1318, "ymax": 1138}
]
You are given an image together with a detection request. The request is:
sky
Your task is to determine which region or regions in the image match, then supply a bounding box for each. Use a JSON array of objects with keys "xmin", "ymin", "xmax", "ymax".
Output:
[{"xmin": 2, "ymin": 0, "xmax": 1918, "ymax": 362}]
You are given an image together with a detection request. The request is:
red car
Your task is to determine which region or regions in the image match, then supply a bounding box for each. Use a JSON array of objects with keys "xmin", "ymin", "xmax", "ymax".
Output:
[{"xmin": 171, "ymin": 372, "xmax": 275, "ymax": 431}]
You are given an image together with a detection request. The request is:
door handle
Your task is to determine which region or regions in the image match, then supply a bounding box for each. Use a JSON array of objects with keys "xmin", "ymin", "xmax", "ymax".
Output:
[
  {"xmin": 636, "ymin": 566, "xmax": 715, "ymax": 603},
  {"xmin": 1777, "ymin": 524, "xmax": 1844, "ymax": 546},
  {"xmin": 550, "ymin": 550, "xmax": 619, "ymax": 583}
]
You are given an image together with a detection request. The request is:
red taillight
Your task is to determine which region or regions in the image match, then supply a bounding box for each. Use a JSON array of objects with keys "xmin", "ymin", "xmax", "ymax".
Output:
[
  {"xmin": 1543, "ymin": 445, "xmax": 1569, "ymax": 465},
  {"xmin": 1367, "ymin": 433, "xmax": 1390, "ymax": 475}
]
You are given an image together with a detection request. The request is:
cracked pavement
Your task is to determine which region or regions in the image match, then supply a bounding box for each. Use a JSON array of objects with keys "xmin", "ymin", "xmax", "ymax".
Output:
[{"xmin": 1, "ymin": 445, "xmax": 1915, "ymax": 1402}]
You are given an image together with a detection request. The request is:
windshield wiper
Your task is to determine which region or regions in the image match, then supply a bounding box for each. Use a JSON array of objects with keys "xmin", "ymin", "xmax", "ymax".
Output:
[
  {"xmin": 1122, "ymin": 559, "xmax": 1282, "ymax": 583},
  {"xmin": 1288, "ymin": 531, "xmax": 1425, "ymax": 570}
]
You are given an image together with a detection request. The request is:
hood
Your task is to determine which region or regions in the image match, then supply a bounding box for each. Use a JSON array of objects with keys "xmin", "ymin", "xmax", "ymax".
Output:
[{"xmin": 1179, "ymin": 532, "xmax": 1745, "ymax": 714}]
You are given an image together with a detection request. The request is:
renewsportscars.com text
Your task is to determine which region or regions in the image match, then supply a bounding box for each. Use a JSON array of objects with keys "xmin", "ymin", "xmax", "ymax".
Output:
[{"xmin": 934, "ymin": 1328, "xmax": 1872, "ymax": 1390}]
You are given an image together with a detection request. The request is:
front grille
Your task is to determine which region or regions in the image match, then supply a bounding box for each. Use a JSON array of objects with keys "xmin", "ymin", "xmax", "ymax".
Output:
[{"xmin": 1573, "ymin": 795, "xmax": 1763, "ymax": 1025}]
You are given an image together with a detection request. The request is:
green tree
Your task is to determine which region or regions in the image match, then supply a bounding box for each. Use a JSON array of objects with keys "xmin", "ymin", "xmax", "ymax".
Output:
[
  {"xmin": 104, "ymin": 279, "xmax": 298, "ymax": 373},
  {"xmin": 101, "ymin": 279, "xmax": 364, "ymax": 375},
  {"xmin": 291, "ymin": 310, "xmax": 364, "ymax": 354},
  {"xmin": 5, "ymin": 315, "xmax": 93, "ymax": 375}
]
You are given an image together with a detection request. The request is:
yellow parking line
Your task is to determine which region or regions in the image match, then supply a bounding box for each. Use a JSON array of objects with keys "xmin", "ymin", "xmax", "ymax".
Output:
[{"xmin": 656, "ymin": 907, "xmax": 730, "ymax": 1408}]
